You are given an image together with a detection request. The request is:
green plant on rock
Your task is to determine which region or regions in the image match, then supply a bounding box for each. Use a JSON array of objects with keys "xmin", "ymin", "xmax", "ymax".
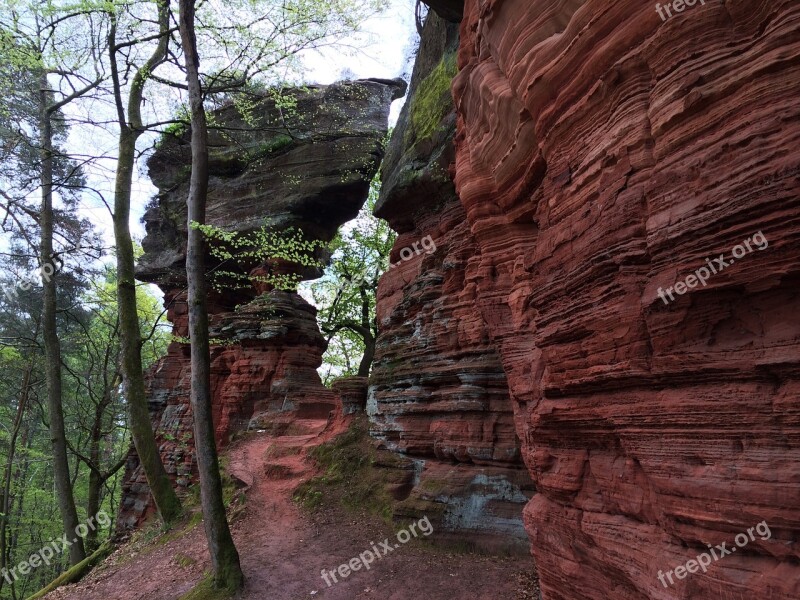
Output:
[
  {"xmin": 406, "ymin": 51, "xmax": 458, "ymax": 146},
  {"xmin": 156, "ymin": 105, "xmax": 191, "ymax": 147},
  {"xmin": 192, "ymin": 222, "xmax": 327, "ymax": 292},
  {"xmin": 292, "ymin": 416, "xmax": 393, "ymax": 519},
  {"xmin": 244, "ymin": 135, "xmax": 294, "ymax": 164}
]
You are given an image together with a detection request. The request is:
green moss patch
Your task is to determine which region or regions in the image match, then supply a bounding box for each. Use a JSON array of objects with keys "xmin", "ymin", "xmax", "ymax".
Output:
[
  {"xmin": 244, "ymin": 134, "xmax": 294, "ymax": 163},
  {"xmin": 405, "ymin": 52, "xmax": 458, "ymax": 147},
  {"xmin": 178, "ymin": 573, "xmax": 236, "ymax": 600},
  {"xmin": 292, "ymin": 415, "xmax": 393, "ymax": 519},
  {"xmin": 175, "ymin": 553, "xmax": 197, "ymax": 567}
]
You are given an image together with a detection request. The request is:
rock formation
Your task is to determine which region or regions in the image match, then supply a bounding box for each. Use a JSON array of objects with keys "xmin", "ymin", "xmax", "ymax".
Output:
[
  {"xmin": 445, "ymin": 0, "xmax": 800, "ymax": 597},
  {"xmin": 118, "ymin": 0, "xmax": 800, "ymax": 595},
  {"xmin": 370, "ymin": 11, "xmax": 534, "ymax": 553},
  {"xmin": 118, "ymin": 79, "xmax": 405, "ymax": 529},
  {"xmin": 421, "ymin": 0, "xmax": 462, "ymax": 22}
]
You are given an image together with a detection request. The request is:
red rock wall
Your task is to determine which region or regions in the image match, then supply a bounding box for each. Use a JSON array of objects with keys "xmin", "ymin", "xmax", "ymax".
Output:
[
  {"xmin": 373, "ymin": 202, "xmax": 518, "ymax": 464},
  {"xmin": 372, "ymin": 197, "xmax": 535, "ymax": 551},
  {"xmin": 451, "ymin": 0, "xmax": 800, "ymax": 597},
  {"xmin": 370, "ymin": 12, "xmax": 533, "ymax": 552},
  {"xmin": 118, "ymin": 80, "xmax": 403, "ymax": 530}
]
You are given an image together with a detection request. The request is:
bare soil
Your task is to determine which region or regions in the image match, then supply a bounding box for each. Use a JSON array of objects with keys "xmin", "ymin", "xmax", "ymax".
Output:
[{"xmin": 46, "ymin": 417, "xmax": 539, "ymax": 600}]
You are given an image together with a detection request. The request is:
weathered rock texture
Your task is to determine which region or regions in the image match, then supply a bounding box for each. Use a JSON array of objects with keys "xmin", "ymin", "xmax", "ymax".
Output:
[
  {"xmin": 370, "ymin": 11, "xmax": 534, "ymax": 553},
  {"xmin": 450, "ymin": 0, "xmax": 800, "ymax": 597},
  {"xmin": 118, "ymin": 79, "xmax": 404, "ymax": 529},
  {"xmin": 422, "ymin": 0, "xmax": 462, "ymax": 23},
  {"xmin": 331, "ymin": 376, "xmax": 369, "ymax": 415}
]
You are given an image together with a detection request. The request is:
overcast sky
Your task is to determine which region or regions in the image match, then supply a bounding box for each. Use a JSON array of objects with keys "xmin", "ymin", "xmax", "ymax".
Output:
[{"xmin": 74, "ymin": 0, "xmax": 419, "ymax": 246}]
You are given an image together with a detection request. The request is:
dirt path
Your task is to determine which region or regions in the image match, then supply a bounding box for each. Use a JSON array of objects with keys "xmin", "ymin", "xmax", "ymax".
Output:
[{"xmin": 47, "ymin": 417, "xmax": 539, "ymax": 600}]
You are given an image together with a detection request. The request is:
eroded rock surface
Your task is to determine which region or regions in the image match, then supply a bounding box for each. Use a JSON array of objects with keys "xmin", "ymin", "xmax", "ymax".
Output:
[
  {"xmin": 451, "ymin": 0, "xmax": 800, "ymax": 597},
  {"xmin": 119, "ymin": 79, "xmax": 403, "ymax": 530},
  {"xmin": 370, "ymin": 12, "xmax": 533, "ymax": 553},
  {"xmin": 421, "ymin": 0, "xmax": 463, "ymax": 23}
]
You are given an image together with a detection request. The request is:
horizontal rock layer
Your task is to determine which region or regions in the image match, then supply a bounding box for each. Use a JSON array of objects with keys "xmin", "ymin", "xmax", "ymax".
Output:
[
  {"xmin": 452, "ymin": 0, "xmax": 800, "ymax": 597},
  {"xmin": 119, "ymin": 80, "xmax": 401, "ymax": 530},
  {"xmin": 370, "ymin": 11, "xmax": 533, "ymax": 551}
]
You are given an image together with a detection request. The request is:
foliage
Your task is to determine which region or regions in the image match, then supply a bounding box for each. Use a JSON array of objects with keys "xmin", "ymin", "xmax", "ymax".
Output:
[
  {"xmin": 0, "ymin": 256, "xmax": 167, "ymax": 599},
  {"xmin": 156, "ymin": 106, "xmax": 191, "ymax": 146},
  {"xmin": 309, "ymin": 173, "xmax": 395, "ymax": 382},
  {"xmin": 193, "ymin": 222, "xmax": 327, "ymax": 292}
]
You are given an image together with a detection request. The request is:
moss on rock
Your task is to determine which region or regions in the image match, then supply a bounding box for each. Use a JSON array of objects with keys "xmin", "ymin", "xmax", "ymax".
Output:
[{"xmin": 405, "ymin": 52, "xmax": 458, "ymax": 147}]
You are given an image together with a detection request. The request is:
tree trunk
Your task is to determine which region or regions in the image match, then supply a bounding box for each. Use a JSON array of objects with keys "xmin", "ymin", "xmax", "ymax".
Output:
[
  {"xmin": 108, "ymin": 1, "xmax": 182, "ymax": 526},
  {"xmin": 0, "ymin": 359, "xmax": 34, "ymax": 595},
  {"xmin": 84, "ymin": 397, "xmax": 105, "ymax": 553},
  {"xmin": 356, "ymin": 286, "xmax": 375, "ymax": 377},
  {"xmin": 179, "ymin": 0, "xmax": 243, "ymax": 591},
  {"xmin": 357, "ymin": 335, "xmax": 375, "ymax": 377},
  {"xmin": 39, "ymin": 74, "xmax": 86, "ymax": 567}
]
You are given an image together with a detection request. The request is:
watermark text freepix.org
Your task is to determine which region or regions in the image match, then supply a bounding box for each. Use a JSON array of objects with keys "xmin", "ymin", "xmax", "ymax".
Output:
[
  {"xmin": 658, "ymin": 231, "xmax": 768, "ymax": 305},
  {"xmin": 334, "ymin": 234, "xmax": 437, "ymax": 294},
  {"xmin": 385, "ymin": 234, "xmax": 436, "ymax": 271},
  {"xmin": 657, "ymin": 521, "xmax": 771, "ymax": 587},
  {"xmin": 1, "ymin": 510, "xmax": 111, "ymax": 584},
  {"xmin": 2, "ymin": 255, "xmax": 63, "ymax": 303},
  {"xmin": 656, "ymin": 0, "xmax": 706, "ymax": 22},
  {"xmin": 320, "ymin": 515, "xmax": 433, "ymax": 587}
]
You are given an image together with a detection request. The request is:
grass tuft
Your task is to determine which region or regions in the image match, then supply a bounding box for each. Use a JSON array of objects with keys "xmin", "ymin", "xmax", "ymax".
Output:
[
  {"xmin": 178, "ymin": 573, "xmax": 237, "ymax": 600},
  {"xmin": 175, "ymin": 553, "xmax": 197, "ymax": 567},
  {"xmin": 292, "ymin": 415, "xmax": 393, "ymax": 519}
]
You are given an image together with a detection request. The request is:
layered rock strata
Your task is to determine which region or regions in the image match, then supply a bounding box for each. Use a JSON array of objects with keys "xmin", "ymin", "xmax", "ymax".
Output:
[
  {"xmin": 118, "ymin": 79, "xmax": 404, "ymax": 530},
  {"xmin": 450, "ymin": 0, "xmax": 800, "ymax": 597},
  {"xmin": 370, "ymin": 11, "xmax": 534, "ymax": 552},
  {"xmin": 331, "ymin": 376, "xmax": 369, "ymax": 415}
]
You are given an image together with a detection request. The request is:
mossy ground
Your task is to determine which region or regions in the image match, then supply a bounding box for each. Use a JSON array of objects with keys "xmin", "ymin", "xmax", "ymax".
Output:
[
  {"xmin": 178, "ymin": 573, "xmax": 237, "ymax": 600},
  {"xmin": 292, "ymin": 415, "xmax": 393, "ymax": 519}
]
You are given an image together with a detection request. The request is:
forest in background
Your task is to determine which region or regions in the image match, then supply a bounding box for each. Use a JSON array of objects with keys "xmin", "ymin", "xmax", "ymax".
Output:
[{"xmin": 0, "ymin": 0, "xmax": 400, "ymax": 596}]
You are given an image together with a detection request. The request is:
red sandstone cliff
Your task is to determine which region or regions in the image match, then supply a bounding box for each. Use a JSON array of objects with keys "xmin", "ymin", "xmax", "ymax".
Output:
[
  {"xmin": 370, "ymin": 12, "xmax": 533, "ymax": 552},
  {"xmin": 118, "ymin": 79, "xmax": 404, "ymax": 529},
  {"xmin": 449, "ymin": 0, "xmax": 800, "ymax": 597}
]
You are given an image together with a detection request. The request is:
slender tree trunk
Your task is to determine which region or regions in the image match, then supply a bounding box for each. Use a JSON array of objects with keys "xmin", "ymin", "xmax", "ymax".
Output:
[
  {"xmin": 357, "ymin": 286, "xmax": 375, "ymax": 377},
  {"xmin": 0, "ymin": 359, "xmax": 34, "ymax": 594},
  {"xmin": 179, "ymin": 0, "xmax": 243, "ymax": 590},
  {"xmin": 113, "ymin": 132, "xmax": 182, "ymax": 525},
  {"xmin": 357, "ymin": 336, "xmax": 375, "ymax": 377},
  {"xmin": 39, "ymin": 75, "xmax": 86, "ymax": 567},
  {"xmin": 85, "ymin": 400, "xmax": 104, "ymax": 552},
  {"xmin": 108, "ymin": 2, "xmax": 182, "ymax": 526}
]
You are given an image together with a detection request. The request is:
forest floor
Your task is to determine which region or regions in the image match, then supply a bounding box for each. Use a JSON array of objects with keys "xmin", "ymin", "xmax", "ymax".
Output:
[{"xmin": 45, "ymin": 415, "xmax": 539, "ymax": 600}]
